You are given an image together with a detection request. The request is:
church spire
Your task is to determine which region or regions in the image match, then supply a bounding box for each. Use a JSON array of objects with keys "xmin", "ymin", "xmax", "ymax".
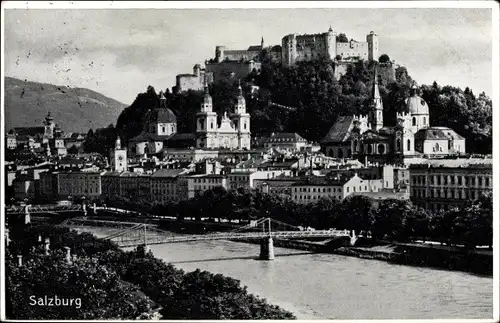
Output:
[
  {"xmin": 372, "ymin": 65, "xmax": 380, "ymax": 99},
  {"xmin": 201, "ymin": 74, "xmax": 213, "ymax": 112},
  {"xmin": 371, "ymin": 65, "xmax": 383, "ymax": 131},
  {"xmin": 261, "ymin": 36, "xmax": 265, "ymax": 48}
]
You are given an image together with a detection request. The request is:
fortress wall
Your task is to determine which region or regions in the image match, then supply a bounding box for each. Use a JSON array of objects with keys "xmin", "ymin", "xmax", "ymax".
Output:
[
  {"xmin": 336, "ymin": 42, "xmax": 369, "ymax": 60},
  {"xmin": 176, "ymin": 74, "xmax": 203, "ymax": 92},
  {"xmin": 206, "ymin": 61, "xmax": 262, "ymax": 82}
]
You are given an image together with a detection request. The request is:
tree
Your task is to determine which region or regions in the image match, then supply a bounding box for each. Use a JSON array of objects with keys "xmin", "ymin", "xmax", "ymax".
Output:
[
  {"xmin": 340, "ymin": 195, "xmax": 375, "ymax": 232},
  {"xmin": 336, "ymin": 33, "xmax": 348, "ymax": 43},
  {"xmin": 372, "ymin": 199, "xmax": 410, "ymax": 240},
  {"xmin": 162, "ymin": 269, "xmax": 296, "ymax": 319},
  {"xmin": 67, "ymin": 145, "xmax": 79, "ymax": 154},
  {"xmin": 378, "ymin": 54, "xmax": 391, "ymax": 64},
  {"xmin": 6, "ymin": 249, "xmax": 154, "ymax": 320}
]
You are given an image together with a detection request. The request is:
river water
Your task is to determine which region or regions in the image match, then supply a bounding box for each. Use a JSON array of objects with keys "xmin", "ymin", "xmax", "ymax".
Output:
[{"xmin": 76, "ymin": 227, "xmax": 493, "ymax": 320}]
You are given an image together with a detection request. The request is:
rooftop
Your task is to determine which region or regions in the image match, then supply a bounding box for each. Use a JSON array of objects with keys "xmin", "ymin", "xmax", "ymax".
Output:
[
  {"xmin": 409, "ymin": 158, "xmax": 493, "ymax": 169},
  {"xmin": 150, "ymin": 169, "xmax": 187, "ymax": 178},
  {"xmin": 321, "ymin": 116, "xmax": 354, "ymax": 143}
]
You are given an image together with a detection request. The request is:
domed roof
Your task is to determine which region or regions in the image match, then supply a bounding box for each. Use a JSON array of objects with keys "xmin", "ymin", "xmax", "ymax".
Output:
[
  {"xmin": 405, "ymin": 94, "xmax": 429, "ymax": 115},
  {"xmin": 145, "ymin": 107, "xmax": 177, "ymax": 124}
]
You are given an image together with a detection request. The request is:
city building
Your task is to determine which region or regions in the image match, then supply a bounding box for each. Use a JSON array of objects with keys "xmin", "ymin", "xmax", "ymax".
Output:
[
  {"xmin": 129, "ymin": 91, "xmax": 179, "ymax": 157},
  {"xmin": 129, "ymin": 81, "xmax": 251, "ymax": 159},
  {"xmin": 8, "ymin": 112, "xmax": 67, "ymax": 156},
  {"xmin": 262, "ymin": 133, "xmax": 308, "ymax": 152},
  {"xmin": 12, "ymin": 175, "xmax": 37, "ymax": 201},
  {"xmin": 6, "ymin": 132, "xmax": 17, "ymax": 150},
  {"xmin": 321, "ymin": 70, "xmax": 465, "ymax": 164},
  {"xmin": 184, "ymin": 173, "xmax": 228, "ymax": 199},
  {"xmin": 254, "ymin": 175, "xmax": 299, "ymax": 197},
  {"xmin": 196, "ymin": 80, "xmax": 251, "ymax": 150},
  {"xmin": 409, "ymin": 158, "xmax": 493, "ymax": 211},
  {"xmin": 110, "ymin": 138, "xmax": 128, "ymax": 172},
  {"xmin": 227, "ymin": 170, "xmax": 292, "ymax": 190},
  {"xmin": 56, "ymin": 171, "xmax": 102, "ymax": 200},
  {"xmin": 291, "ymin": 173, "xmax": 385, "ymax": 204},
  {"xmin": 150, "ymin": 169, "xmax": 189, "ymax": 203}
]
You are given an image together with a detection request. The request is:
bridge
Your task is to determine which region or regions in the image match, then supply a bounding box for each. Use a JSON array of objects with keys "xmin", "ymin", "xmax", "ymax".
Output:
[
  {"xmin": 5, "ymin": 204, "xmax": 87, "ymax": 224},
  {"xmin": 61, "ymin": 217, "xmax": 357, "ymax": 260}
]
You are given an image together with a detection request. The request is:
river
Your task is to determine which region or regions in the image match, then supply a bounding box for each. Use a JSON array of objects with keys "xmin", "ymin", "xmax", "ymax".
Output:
[{"xmin": 76, "ymin": 226, "xmax": 493, "ymax": 320}]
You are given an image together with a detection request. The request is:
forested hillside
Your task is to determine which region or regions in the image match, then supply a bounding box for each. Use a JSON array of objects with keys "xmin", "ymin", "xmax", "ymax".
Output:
[{"xmin": 113, "ymin": 58, "xmax": 492, "ymax": 154}]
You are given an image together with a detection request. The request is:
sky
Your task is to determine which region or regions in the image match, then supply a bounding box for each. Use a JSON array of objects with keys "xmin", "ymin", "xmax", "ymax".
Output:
[{"xmin": 3, "ymin": 4, "xmax": 494, "ymax": 105}]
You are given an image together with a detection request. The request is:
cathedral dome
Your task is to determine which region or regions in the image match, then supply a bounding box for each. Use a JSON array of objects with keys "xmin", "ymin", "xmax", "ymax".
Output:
[
  {"xmin": 405, "ymin": 95, "xmax": 429, "ymax": 115},
  {"xmin": 405, "ymin": 84, "xmax": 429, "ymax": 115},
  {"xmin": 145, "ymin": 107, "xmax": 177, "ymax": 124}
]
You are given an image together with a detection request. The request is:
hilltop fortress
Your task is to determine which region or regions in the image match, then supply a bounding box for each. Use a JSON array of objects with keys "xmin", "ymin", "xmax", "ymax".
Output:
[
  {"xmin": 281, "ymin": 27, "xmax": 379, "ymax": 66},
  {"xmin": 174, "ymin": 27, "xmax": 393, "ymax": 93}
]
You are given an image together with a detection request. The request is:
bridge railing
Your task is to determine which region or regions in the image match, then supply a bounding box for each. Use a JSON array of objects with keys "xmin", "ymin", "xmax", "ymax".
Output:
[
  {"xmin": 6, "ymin": 204, "xmax": 83, "ymax": 214},
  {"xmin": 112, "ymin": 229, "xmax": 352, "ymax": 247}
]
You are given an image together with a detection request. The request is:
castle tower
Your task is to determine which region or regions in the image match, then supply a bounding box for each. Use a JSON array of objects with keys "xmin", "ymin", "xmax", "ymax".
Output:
[
  {"xmin": 215, "ymin": 46, "xmax": 226, "ymax": 63},
  {"xmin": 196, "ymin": 77, "xmax": 218, "ymax": 149},
  {"xmin": 110, "ymin": 137, "xmax": 127, "ymax": 172},
  {"xmin": 231, "ymin": 80, "xmax": 251, "ymax": 150},
  {"xmin": 369, "ymin": 66, "xmax": 384, "ymax": 131},
  {"xmin": 366, "ymin": 31, "xmax": 379, "ymax": 62},
  {"xmin": 193, "ymin": 64, "xmax": 201, "ymax": 77},
  {"xmin": 326, "ymin": 26, "xmax": 337, "ymax": 61},
  {"xmin": 281, "ymin": 34, "xmax": 297, "ymax": 66}
]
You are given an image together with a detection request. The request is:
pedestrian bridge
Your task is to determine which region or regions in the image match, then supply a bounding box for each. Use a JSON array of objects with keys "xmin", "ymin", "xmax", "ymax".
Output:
[{"xmin": 61, "ymin": 217, "xmax": 358, "ymax": 260}]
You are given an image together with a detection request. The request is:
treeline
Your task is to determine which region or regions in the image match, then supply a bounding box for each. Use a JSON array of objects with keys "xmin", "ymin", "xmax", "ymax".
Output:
[
  {"xmin": 6, "ymin": 224, "xmax": 296, "ymax": 320},
  {"xmin": 111, "ymin": 187, "xmax": 493, "ymax": 248},
  {"xmin": 108, "ymin": 59, "xmax": 491, "ymax": 154}
]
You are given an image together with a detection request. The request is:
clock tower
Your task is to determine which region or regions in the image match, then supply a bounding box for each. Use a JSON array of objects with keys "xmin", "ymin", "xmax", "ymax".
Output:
[{"xmin": 110, "ymin": 137, "xmax": 127, "ymax": 172}]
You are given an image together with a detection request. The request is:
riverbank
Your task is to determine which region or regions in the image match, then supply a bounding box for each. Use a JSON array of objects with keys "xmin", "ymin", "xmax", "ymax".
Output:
[
  {"xmin": 65, "ymin": 215, "xmax": 493, "ymax": 276},
  {"xmin": 72, "ymin": 225, "xmax": 493, "ymax": 320},
  {"xmin": 233, "ymin": 237, "xmax": 493, "ymax": 277}
]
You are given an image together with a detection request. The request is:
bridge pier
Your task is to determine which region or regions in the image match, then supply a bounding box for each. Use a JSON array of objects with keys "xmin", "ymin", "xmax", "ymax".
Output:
[
  {"xmin": 24, "ymin": 205, "xmax": 31, "ymax": 224},
  {"xmin": 259, "ymin": 237, "xmax": 275, "ymax": 260},
  {"xmin": 349, "ymin": 230, "xmax": 358, "ymax": 246}
]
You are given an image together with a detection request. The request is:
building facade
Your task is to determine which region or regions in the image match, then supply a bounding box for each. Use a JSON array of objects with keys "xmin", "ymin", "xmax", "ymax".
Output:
[
  {"xmin": 56, "ymin": 172, "xmax": 102, "ymax": 200},
  {"xmin": 409, "ymin": 159, "xmax": 493, "ymax": 211},
  {"xmin": 291, "ymin": 174, "xmax": 385, "ymax": 204},
  {"xmin": 195, "ymin": 81, "xmax": 251, "ymax": 150}
]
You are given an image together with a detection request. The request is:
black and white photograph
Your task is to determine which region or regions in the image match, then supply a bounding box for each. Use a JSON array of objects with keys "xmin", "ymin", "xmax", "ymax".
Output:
[{"xmin": 1, "ymin": 1, "xmax": 498, "ymax": 321}]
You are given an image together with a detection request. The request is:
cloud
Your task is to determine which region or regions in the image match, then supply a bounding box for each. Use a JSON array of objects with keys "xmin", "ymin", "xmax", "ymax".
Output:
[{"xmin": 3, "ymin": 8, "xmax": 493, "ymax": 104}]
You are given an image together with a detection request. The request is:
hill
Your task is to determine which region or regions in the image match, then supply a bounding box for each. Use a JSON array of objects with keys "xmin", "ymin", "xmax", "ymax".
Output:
[{"xmin": 4, "ymin": 77, "xmax": 127, "ymax": 133}]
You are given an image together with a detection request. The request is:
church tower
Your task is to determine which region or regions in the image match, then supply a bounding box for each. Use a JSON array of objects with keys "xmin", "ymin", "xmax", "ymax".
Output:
[
  {"xmin": 196, "ymin": 77, "xmax": 218, "ymax": 149},
  {"xmin": 369, "ymin": 66, "xmax": 384, "ymax": 131},
  {"xmin": 261, "ymin": 36, "xmax": 265, "ymax": 49},
  {"xmin": 43, "ymin": 111, "xmax": 56, "ymax": 141},
  {"xmin": 231, "ymin": 80, "xmax": 251, "ymax": 150},
  {"xmin": 110, "ymin": 137, "xmax": 127, "ymax": 172}
]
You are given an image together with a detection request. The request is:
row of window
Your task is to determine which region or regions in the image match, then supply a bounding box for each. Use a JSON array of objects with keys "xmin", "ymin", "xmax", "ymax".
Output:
[
  {"xmin": 412, "ymin": 175, "xmax": 491, "ymax": 187},
  {"xmin": 294, "ymin": 195, "xmax": 342, "ymax": 201},
  {"xmin": 412, "ymin": 188, "xmax": 483, "ymax": 200},
  {"xmin": 193, "ymin": 178, "xmax": 223, "ymax": 184},
  {"xmin": 294, "ymin": 187, "xmax": 341, "ymax": 193}
]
